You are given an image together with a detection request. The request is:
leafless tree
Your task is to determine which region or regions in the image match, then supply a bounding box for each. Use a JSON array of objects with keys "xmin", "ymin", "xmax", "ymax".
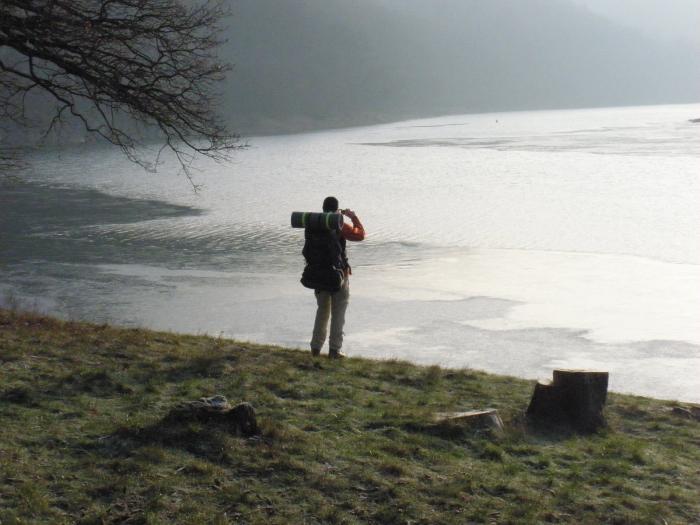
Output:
[{"xmin": 0, "ymin": 0, "xmax": 238, "ymax": 181}]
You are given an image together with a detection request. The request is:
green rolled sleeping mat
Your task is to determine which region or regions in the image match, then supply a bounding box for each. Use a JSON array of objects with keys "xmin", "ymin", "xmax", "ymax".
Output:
[{"xmin": 291, "ymin": 211, "xmax": 343, "ymax": 231}]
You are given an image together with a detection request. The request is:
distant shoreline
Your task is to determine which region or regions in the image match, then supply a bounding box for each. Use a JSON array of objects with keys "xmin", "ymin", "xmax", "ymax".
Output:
[
  {"xmin": 3, "ymin": 100, "xmax": 699, "ymax": 148},
  {"xmin": 232, "ymin": 100, "xmax": 700, "ymax": 137}
]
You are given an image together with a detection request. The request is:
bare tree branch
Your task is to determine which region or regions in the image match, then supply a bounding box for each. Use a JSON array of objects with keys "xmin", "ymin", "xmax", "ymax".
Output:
[{"xmin": 0, "ymin": 0, "xmax": 239, "ymax": 182}]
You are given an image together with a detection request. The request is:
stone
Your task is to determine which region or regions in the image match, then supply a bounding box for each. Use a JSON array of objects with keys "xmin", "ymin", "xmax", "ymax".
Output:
[
  {"xmin": 166, "ymin": 396, "xmax": 259, "ymax": 436},
  {"xmin": 434, "ymin": 409, "xmax": 504, "ymax": 434},
  {"xmin": 671, "ymin": 405, "xmax": 700, "ymax": 422},
  {"xmin": 228, "ymin": 402, "xmax": 259, "ymax": 436},
  {"xmin": 186, "ymin": 395, "xmax": 232, "ymax": 412}
]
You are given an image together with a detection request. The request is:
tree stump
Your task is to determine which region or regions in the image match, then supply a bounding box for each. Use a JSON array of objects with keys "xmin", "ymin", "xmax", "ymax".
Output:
[
  {"xmin": 166, "ymin": 396, "xmax": 259, "ymax": 436},
  {"xmin": 527, "ymin": 370, "xmax": 608, "ymax": 432},
  {"xmin": 434, "ymin": 409, "xmax": 504, "ymax": 434}
]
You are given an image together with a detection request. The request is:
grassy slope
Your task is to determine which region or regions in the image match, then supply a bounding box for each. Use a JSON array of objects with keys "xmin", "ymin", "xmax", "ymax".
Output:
[{"xmin": 0, "ymin": 309, "xmax": 698, "ymax": 525}]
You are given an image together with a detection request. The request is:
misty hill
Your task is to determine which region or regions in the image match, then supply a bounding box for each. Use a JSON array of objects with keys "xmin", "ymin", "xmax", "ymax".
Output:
[
  {"xmin": 2, "ymin": 0, "xmax": 698, "ymax": 145},
  {"xmin": 222, "ymin": 0, "xmax": 700, "ymax": 134}
]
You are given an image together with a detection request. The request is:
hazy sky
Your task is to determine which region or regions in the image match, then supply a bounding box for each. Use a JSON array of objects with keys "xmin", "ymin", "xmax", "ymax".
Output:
[{"xmin": 570, "ymin": 0, "xmax": 700, "ymax": 45}]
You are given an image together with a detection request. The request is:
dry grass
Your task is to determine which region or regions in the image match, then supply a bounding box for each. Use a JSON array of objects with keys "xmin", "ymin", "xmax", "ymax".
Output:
[{"xmin": 1, "ymin": 309, "xmax": 699, "ymax": 524}]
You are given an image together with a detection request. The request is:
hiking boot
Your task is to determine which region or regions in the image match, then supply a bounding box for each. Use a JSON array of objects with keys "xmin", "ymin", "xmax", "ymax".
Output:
[
  {"xmin": 329, "ymin": 349, "xmax": 345, "ymax": 359},
  {"xmin": 311, "ymin": 347, "xmax": 321, "ymax": 357}
]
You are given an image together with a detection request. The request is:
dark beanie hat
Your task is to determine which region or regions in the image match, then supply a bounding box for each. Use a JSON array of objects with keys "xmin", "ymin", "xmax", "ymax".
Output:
[{"xmin": 323, "ymin": 196, "xmax": 339, "ymax": 212}]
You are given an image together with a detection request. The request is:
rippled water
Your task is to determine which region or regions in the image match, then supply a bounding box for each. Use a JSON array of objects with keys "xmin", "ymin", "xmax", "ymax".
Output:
[{"xmin": 2, "ymin": 103, "xmax": 699, "ymax": 401}]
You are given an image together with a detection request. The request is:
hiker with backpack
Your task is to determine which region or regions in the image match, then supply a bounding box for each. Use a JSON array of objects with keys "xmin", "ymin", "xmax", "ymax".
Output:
[{"xmin": 301, "ymin": 196, "xmax": 365, "ymax": 359}]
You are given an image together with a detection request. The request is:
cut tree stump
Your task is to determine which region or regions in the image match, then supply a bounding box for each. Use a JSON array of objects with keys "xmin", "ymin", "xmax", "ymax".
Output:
[
  {"xmin": 527, "ymin": 369, "xmax": 608, "ymax": 433},
  {"xmin": 166, "ymin": 395, "xmax": 259, "ymax": 436},
  {"xmin": 434, "ymin": 409, "xmax": 504, "ymax": 434}
]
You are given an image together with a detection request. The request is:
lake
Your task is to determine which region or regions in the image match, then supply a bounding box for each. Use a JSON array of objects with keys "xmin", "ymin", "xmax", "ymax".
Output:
[{"xmin": 2, "ymin": 103, "xmax": 699, "ymax": 401}]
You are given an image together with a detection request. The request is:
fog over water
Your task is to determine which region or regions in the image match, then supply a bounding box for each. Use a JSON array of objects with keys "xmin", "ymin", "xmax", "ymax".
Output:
[
  {"xmin": 221, "ymin": 0, "xmax": 700, "ymax": 134},
  {"xmin": 2, "ymin": 104, "xmax": 699, "ymax": 402},
  {"xmin": 570, "ymin": 0, "xmax": 700, "ymax": 45},
  {"xmin": 4, "ymin": 0, "xmax": 698, "ymax": 143}
]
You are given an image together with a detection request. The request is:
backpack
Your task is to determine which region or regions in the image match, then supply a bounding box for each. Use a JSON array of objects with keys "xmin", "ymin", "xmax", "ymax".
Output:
[{"xmin": 301, "ymin": 227, "xmax": 348, "ymax": 293}]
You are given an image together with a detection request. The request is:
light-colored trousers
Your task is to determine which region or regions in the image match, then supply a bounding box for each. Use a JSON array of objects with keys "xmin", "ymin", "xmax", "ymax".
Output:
[{"xmin": 310, "ymin": 279, "xmax": 350, "ymax": 352}]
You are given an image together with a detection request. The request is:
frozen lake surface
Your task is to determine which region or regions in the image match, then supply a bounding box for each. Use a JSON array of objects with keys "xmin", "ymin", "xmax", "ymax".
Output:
[{"xmin": 2, "ymin": 103, "xmax": 699, "ymax": 402}]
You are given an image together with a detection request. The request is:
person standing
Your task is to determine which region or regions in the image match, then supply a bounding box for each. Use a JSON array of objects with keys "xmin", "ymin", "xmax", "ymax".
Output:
[{"xmin": 308, "ymin": 196, "xmax": 365, "ymax": 358}]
